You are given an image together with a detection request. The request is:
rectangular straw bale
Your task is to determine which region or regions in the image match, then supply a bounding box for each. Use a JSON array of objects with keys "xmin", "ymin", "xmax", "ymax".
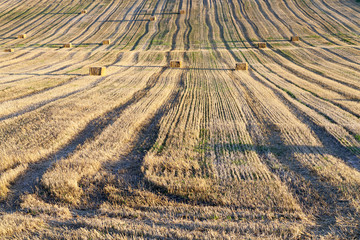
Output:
[
  {"xmin": 235, "ymin": 62, "xmax": 248, "ymax": 70},
  {"xmin": 258, "ymin": 42, "xmax": 266, "ymax": 49},
  {"xmin": 102, "ymin": 39, "xmax": 111, "ymax": 45},
  {"xmin": 89, "ymin": 67, "xmax": 106, "ymax": 76},
  {"xmin": 291, "ymin": 36, "xmax": 300, "ymax": 42},
  {"xmin": 18, "ymin": 34, "xmax": 26, "ymax": 39},
  {"xmin": 180, "ymin": 10, "xmax": 186, "ymax": 14},
  {"xmin": 4, "ymin": 49, "xmax": 14, "ymax": 52},
  {"xmin": 170, "ymin": 60, "xmax": 181, "ymax": 68},
  {"xmin": 63, "ymin": 43, "xmax": 72, "ymax": 48}
]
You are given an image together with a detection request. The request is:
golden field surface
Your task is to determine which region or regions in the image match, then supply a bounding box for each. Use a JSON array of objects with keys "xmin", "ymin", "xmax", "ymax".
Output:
[{"xmin": 0, "ymin": 0, "xmax": 359, "ymax": 238}]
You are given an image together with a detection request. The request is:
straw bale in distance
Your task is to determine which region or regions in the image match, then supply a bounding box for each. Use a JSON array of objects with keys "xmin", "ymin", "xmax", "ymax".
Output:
[
  {"xmin": 258, "ymin": 42, "xmax": 267, "ymax": 49},
  {"xmin": 291, "ymin": 36, "xmax": 300, "ymax": 42},
  {"xmin": 18, "ymin": 34, "xmax": 26, "ymax": 39},
  {"xmin": 102, "ymin": 39, "xmax": 111, "ymax": 45},
  {"xmin": 81, "ymin": 10, "xmax": 87, "ymax": 14},
  {"xmin": 89, "ymin": 67, "xmax": 106, "ymax": 76},
  {"xmin": 63, "ymin": 43, "xmax": 72, "ymax": 48},
  {"xmin": 170, "ymin": 60, "xmax": 182, "ymax": 68},
  {"xmin": 180, "ymin": 10, "xmax": 186, "ymax": 14},
  {"xmin": 150, "ymin": 16, "xmax": 156, "ymax": 21},
  {"xmin": 235, "ymin": 62, "xmax": 248, "ymax": 70},
  {"xmin": 4, "ymin": 49, "xmax": 14, "ymax": 52}
]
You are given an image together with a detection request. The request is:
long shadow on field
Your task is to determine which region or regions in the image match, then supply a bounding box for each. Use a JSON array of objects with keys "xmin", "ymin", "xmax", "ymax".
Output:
[
  {"xmin": 113, "ymin": 65, "xmax": 164, "ymax": 68},
  {"xmin": 264, "ymin": 39, "xmax": 291, "ymax": 42},
  {"xmin": 51, "ymin": 219, "xmax": 167, "ymax": 239},
  {"xmin": 133, "ymin": 12, "xmax": 181, "ymax": 15},
  {"xmin": 332, "ymin": 99, "xmax": 360, "ymax": 102},
  {"xmin": 0, "ymin": 82, "xmax": 94, "ymax": 122},
  {"xmin": 170, "ymin": 0, "xmax": 183, "ymax": 51},
  {"xmin": 262, "ymin": 125, "xmax": 359, "ymax": 236},
  {"xmin": 34, "ymin": 43, "xmax": 101, "ymax": 48},
  {"xmin": 212, "ymin": 143, "xmax": 360, "ymax": 171},
  {"xmin": 113, "ymin": 65, "xmax": 234, "ymax": 71},
  {"xmin": 237, "ymin": 72, "xmax": 360, "ymax": 236},
  {"xmin": 45, "ymin": 43, "xmax": 102, "ymax": 47},
  {"xmin": 0, "ymin": 78, "xmax": 76, "ymax": 104},
  {"xmin": 99, "ymin": 71, "xmax": 188, "ymax": 205},
  {"xmin": 42, "ymin": 13, "xmax": 78, "ymax": 15},
  {"xmin": 67, "ymin": 43, "xmax": 101, "ymax": 46},
  {"xmin": 2, "ymin": 67, "xmax": 167, "ymax": 209},
  {"xmin": 187, "ymin": 67, "xmax": 234, "ymax": 71},
  {"xmin": 98, "ymin": 19, "xmax": 150, "ymax": 22},
  {"xmin": 0, "ymin": 37, "xmax": 17, "ymax": 40}
]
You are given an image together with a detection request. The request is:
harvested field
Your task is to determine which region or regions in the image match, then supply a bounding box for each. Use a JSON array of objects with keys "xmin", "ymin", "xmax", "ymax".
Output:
[{"xmin": 0, "ymin": 0, "xmax": 359, "ymax": 239}]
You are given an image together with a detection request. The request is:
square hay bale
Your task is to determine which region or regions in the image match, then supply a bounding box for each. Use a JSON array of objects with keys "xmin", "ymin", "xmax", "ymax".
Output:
[
  {"xmin": 179, "ymin": 10, "xmax": 186, "ymax": 14},
  {"xmin": 89, "ymin": 67, "xmax": 106, "ymax": 76},
  {"xmin": 170, "ymin": 60, "xmax": 182, "ymax": 68},
  {"xmin": 258, "ymin": 42, "xmax": 266, "ymax": 49},
  {"xmin": 291, "ymin": 36, "xmax": 300, "ymax": 42},
  {"xmin": 18, "ymin": 34, "xmax": 26, "ymax": 39},
  {"xmin": 4, "ymin": 49, "xmax": 14, "ymax": 52},
  {"xmin": 102, "ymin": 39, "xmax": 111, "ymax": 45},
  {"xmin": 63, "ymin": 43, "xmax": 72, "ymax": 48},
  {"xmin": 150, "ymin": 16, "xmax": 156, "ymax": 21},
  {"xmin": 81, "ymin": 10, "xmax": 87, "ymax": 14},
  {"xmin": 235, "ymin": 62, "xmax": 248, "ymax": 70}
]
